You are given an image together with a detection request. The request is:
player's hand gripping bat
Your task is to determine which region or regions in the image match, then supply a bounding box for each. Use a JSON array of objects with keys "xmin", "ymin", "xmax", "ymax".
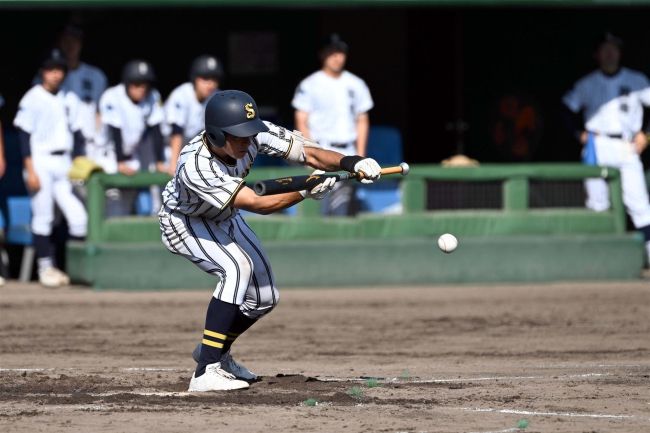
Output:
[{"xmin": 253, "ymin": 162, "xmax": 410, "ymax": 196}]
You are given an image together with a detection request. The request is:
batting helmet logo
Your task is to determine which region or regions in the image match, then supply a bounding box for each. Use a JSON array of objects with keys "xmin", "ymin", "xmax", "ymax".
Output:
[{"xmin": 245, "ymin": 103, "xmax": 255, "ymax": 119}]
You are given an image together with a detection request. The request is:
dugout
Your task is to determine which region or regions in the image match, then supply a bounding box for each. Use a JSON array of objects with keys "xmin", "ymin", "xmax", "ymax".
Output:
[
  {"xmin": 0, "ymin": 0, "xmax": 649, "ymax": 286},
  {"xmin": 1, "ymin": 0, "xmax": 650, "ymax": 166}
]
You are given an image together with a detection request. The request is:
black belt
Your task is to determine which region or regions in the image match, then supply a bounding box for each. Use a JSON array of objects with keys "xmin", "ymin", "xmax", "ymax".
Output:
[
  {"xmin": 330, "ymin": 142, "xmax": 353, "ymax": 149},
  {"xmin": 50, "ymin": 150, "xmax": 69, "ymax": 156},
  {"xmin": 589, "ymin": 131, "xmax": 623, "ymax": 139}
]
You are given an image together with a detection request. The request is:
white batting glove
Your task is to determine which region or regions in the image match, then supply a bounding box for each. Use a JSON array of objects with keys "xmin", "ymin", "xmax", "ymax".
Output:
[
  {"xmin": 354, "ymin": 158, "xmax": 382, "ymax": 184},
  {"xmin": 299, "ymin": 170, "xmax": 337, "ymax": 200}
]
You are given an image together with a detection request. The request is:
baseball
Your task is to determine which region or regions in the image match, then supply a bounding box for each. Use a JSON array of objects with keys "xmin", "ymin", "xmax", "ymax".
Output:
[{"xmin": 437, "ymin": 233, "xmax": 458, "ymax": 253}]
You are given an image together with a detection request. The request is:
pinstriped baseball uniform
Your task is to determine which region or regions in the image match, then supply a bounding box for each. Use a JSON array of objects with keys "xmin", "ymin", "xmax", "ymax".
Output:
[{"xmin": 159, "ymin": 121, "xmax": 298, "ymax": 318}]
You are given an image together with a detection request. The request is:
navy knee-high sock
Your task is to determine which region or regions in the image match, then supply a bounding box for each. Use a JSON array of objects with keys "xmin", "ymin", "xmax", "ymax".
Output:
[
  {"xmin": 640, "ymin": 225, "xmax": 650, "ymax": 243},
  {"xmin": 222, "ymin": 311, "xmax": 258, "ymax": 355},
  {"xmin": 195, "ymin": 298, "xmax": 240, "ymax": 377}
]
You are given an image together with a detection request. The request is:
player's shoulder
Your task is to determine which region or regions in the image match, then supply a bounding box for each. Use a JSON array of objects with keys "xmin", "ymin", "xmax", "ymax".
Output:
[
  {"xmin": 19, "ymin": 85, "xmax": 46, "ymax": 104},
  {"xmin": 572, "ymin": 70, "xmax": 602, "ymax": 88},
  {"xmin": 299, "ymin": 70, "xmax": 325, "ymax": 86},
  {"xmin": 167, "ymin": 82, "xmax": 193, "ymax": 101},
  {"xmin": 342, "ymin": 70, "xmax": 367, "ymax": 84},
  {"xmin": 79, "ymin": 62, "xmax": 107, "ymax": 79},
  {"xmin": 620, "ymin": 67, "xmax": 650, "ymax": 84},
  {"xmin": 101, "ymin": 84, "xmax": 123, "ymax": 100}
]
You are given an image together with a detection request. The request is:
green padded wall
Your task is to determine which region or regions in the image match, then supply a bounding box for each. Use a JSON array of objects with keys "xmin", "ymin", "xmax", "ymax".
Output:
[{"xmin": 68, "ymin": 234, "xmax": 645, "ymax": 290}]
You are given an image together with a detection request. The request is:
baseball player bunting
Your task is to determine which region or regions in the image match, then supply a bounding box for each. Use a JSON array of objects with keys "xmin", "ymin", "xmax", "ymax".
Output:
[{"xmin": 159, "ymin": 90, "xmax": 381, "ymax": 392}]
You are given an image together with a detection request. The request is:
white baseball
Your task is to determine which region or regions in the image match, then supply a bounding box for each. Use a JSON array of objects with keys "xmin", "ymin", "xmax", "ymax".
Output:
[{"xmin": 437, "ymin": 233, "xmax": 458, "ymax": 253}]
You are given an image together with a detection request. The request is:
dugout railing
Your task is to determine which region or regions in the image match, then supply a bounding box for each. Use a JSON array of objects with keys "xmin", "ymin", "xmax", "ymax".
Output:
[{"xmin": 84, "ymin": 163, "xmax": 626, "ymax": 243}]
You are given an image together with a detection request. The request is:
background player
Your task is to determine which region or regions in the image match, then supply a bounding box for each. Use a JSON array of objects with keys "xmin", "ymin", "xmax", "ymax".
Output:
[
  {"xmin": 292, "ymin": 33, "xmax": 374, "ymax": 216},
  {"xmin": 562, "ymin": 32, "xmax": 650, "ymax": 267},
  {"xmin": 57, "ymin": 25, "xmax": 108, "ymax": 163},
  {"xmin": 159, "ymin": 90, "xmax": 381, "ymax": 391},
  {"xmin": 99, "ymin": 59, "xmax": 165, "ymax": 215},
  {"xmin": 13, "ymin": 49, "xmax": 88, "ymax": 287},
  {"xmin": 164, "ymin": 55, "xmax": 223, "ymax": 175}
]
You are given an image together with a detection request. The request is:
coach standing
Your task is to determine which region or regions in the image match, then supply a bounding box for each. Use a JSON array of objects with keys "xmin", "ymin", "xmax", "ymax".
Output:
[
  {"xmin": 562, "ymin": 32, "xmax": 650, "ymax": 269},
  {"xmin": 292, "ymin": 34, "xmax": 374, "ymax": 216}
]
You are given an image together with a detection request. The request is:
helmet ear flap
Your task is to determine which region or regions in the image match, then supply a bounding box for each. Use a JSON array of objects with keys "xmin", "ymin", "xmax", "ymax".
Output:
[{"xmin": 205, "ymin": 126, "xmax": 226, "ymax": 148}]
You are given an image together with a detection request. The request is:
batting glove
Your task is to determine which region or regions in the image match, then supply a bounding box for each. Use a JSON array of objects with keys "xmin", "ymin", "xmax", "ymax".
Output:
[
  {"xmin": 354, "ymin": 158, "xmax": 381, "ymax": 184},
  {"xmin": 299, "ymin": 170, "xmax": 337, "ymax": 200}
]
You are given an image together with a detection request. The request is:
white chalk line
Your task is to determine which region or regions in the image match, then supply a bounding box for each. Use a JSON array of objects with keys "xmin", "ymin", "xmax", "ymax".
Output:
[
  {"xmin": 458, "ymin": 407, "xmax": 640, "ymax": 420},
  {"xmin": 0, "ymin": 367, "xmax": 191, "ymax": 373},
  {"xmin": 466, "ymin": 428, "xmax": 521, "ymax": 433},
  {"xmin": 25, "ymin": 391, "xmax": 192, "ymax": 398},
  {"xmin": 318, "ymin": 372, "xmax": 612, "ymax": 384}
]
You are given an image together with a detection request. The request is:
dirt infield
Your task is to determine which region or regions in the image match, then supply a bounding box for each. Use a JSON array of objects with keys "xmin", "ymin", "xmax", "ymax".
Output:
[{"xmin": 1, "ymin": 281, "xmax": 649, "ymax": 433}]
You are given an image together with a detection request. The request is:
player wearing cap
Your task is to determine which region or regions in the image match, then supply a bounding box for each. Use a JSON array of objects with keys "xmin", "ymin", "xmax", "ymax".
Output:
[
  {"xmin": 562, "ymin": 33, "xmax": 650, "ymax": 268},
  {"xmin": 164, "ymin": 55, "xmax": 224, "ymax": 175},
  {"xmin": 292, "ymin": 33, "xmax": 374, "ymax": 216},
  {"xmin": 13, "ymin": 49, "xmax": 88, "ymax": 287},
  {"xmin": 99, "ymin": 60, "xmax": 165, "ymax": 214},
  {"xmin": 57, "ymin": 25, "xmax": 108, "ymax": 165},
  {"xmin": 159, "ymin": 90, "xmax": 381, "ymax": 391}
]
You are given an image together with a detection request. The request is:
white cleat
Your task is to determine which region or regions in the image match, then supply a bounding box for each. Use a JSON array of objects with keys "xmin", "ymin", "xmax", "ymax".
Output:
[
  {"xmin": 39, "ymin": 267, "xmax": 64, "ymax": 287},
  {"xmin": 188, "ymin": 362, "xmax": 249, "ymax": 392},
  {"xmin": 52, "ymin": 268, "xmax": 70, "ymax": 286},
  {"xmin": 220, "ymin": 351, "xmax": 257, "ymax": 381}
]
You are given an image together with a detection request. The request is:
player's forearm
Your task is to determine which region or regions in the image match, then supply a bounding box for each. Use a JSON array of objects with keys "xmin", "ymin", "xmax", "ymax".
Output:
[
  {"xmin": 23, "ymin": 156, "xmax": 35, "ymax": 174},
  {"xmin": 169, "ymin": 134, "xmax": 183, "ymax": 170},
  {"xmin": 304, "ymin": 146, "xmax": 346, "ymax": 172},
  {"xmin": 251, "ymin": 192, "xmax": 304, "ymax": 215},
  {"xmin": 234, "ymin": 187, "xmax": 303, "ymax": 215},
  {"xmin": 355, "ymin": 113, "xmax": 369, "ymax": 157},
  {"xmin": 294, "ymin": 111, "xmax": 311, "ymax": 139}
]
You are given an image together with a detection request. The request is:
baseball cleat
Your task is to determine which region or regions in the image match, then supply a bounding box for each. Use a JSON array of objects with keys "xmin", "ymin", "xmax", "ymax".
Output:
[
  {"xmin": 192, "ymin": 342, "xmax": 201, "ymax": 363},
  {"xmin": 220, "ymin": 351, "xmax": 257, "ymax": 381},
  {"xmin": 52, "ymin": 268, "xmax": 70, "ymax": 286},
  {"xmin": 188, "ymin": 362, "xmax": 249, "ymax": 392},
  {"xmin": 192, "ymin": 344, "xmax": 257, "ymax": 381},
  {"xmin": 39, "ymin": 267, "xmax": 64, "ymax": 287}
]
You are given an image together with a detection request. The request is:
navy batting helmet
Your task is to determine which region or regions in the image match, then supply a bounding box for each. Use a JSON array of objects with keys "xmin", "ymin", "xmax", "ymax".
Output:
[
  {"xmin": 122, "ymin": 60, "xmax": 156, "ymax": 85},
  {"xmin": 41, "ymin": 48, "xmax": 67, "ymax": 71},
  {"xmin": 204, "ymin": 90, "xmax": 268, "ymax": 148},
  {"xmin": 190, "ymin": 55, "xmax": 224, "ymax": 81}
]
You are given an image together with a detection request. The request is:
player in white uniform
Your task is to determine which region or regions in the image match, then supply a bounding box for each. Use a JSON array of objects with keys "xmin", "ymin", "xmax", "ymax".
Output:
[
  {"xmin": 13, "ymin": 49, "xmax": 88, "ymax": 287},
  {"xmin": 99, "ymin": 60, "xmax": 165, "ymax": 215},
  {"xmin": 292, "ymin": 34, "xmax": 374, "ymax": 216},
  {"xmin": 164, "ymin": 55, "xmax": 223, "ymax": 175},
  {"xmin": 160, "ymin": 90, "xmax": 381, "ymax": 391},
  {"xmin": 562, "ymin": 33, "xmax": 650, "ymax": 266},
  {"xmin": 57, "ymin": 25, "xmax": 108, "ymax": 163}
]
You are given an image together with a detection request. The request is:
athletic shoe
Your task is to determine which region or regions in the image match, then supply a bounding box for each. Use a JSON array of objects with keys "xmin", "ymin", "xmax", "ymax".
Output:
[
  {"xmin": 0, "ymin": 276, "xmax": 5, "ymax": 286},
  {"xmin": 192, "ymin": 342, "xmax": 201, "ymax": 363},
  {"xmin": 39, "ymin": 267, "xmax": 63, "ymax": 287},
  {"xmin": 188, "ymin": 362, "xmax": 249, "ymax": 392},
  {"xmin": 51, "ymin": 268, "xmax": 70, "ymax": 285},
  {"xmin": 192, "ymin": 344, "xmax": 257, "ymax": 381},
  {"xmin": 220, "ymin": 351, "xmax": 257, "ymax": 381}
]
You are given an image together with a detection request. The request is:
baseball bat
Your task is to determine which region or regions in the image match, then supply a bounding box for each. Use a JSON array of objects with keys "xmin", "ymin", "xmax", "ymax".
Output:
[{"xmin": 253, "ymin": 162, "xmax": 410, "ymax": 196}]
